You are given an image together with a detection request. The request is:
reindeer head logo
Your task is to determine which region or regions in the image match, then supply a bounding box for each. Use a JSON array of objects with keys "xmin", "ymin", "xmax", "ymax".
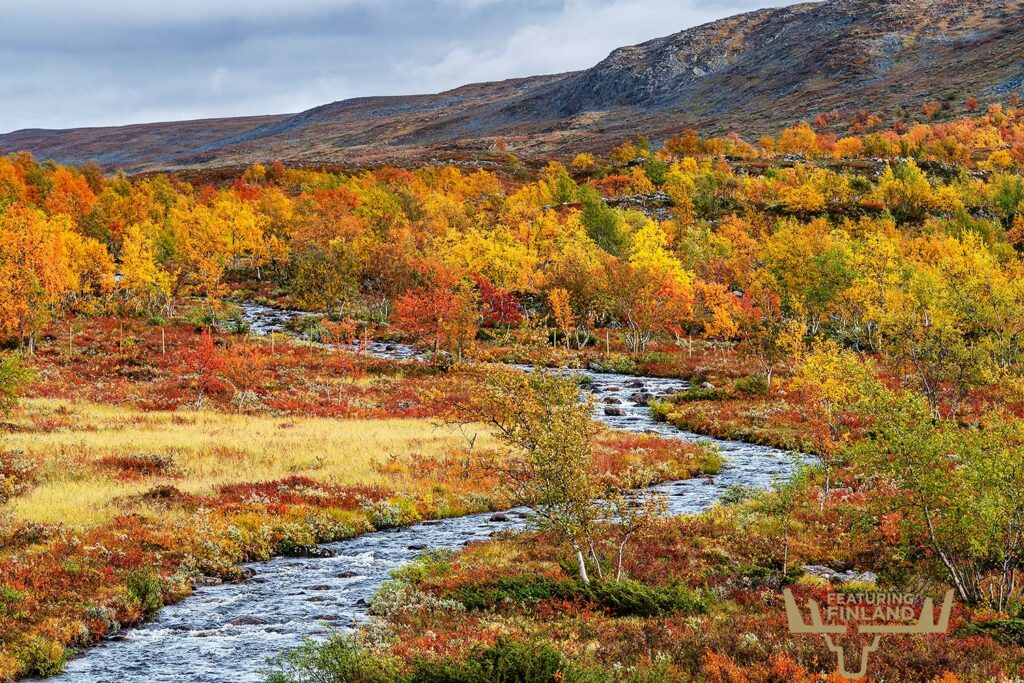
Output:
[{"xmin": 783, "ymin": 588, "xmax": 954, "ymax": 679}]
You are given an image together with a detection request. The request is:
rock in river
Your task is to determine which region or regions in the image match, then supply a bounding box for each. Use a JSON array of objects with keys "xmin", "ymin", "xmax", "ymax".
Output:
[{"xmin": 283, "ymin": 545, "xmax": 335, "ymax": 559}]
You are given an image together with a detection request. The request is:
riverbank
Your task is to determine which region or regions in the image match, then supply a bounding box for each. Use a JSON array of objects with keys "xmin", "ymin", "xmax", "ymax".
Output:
[
  {"xmin": 0, "ymin": 315, "xmax": 732, "ymax": 681},
  {"xmin": 268, "ymin": 493, "xmax": 1024, "ymax": 683}
]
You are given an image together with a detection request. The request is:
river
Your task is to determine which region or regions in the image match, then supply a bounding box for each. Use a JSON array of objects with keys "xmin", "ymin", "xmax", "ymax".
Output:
[{"xmin": 50, "ymin": 303, "xmax": 797, "ymax": 683}]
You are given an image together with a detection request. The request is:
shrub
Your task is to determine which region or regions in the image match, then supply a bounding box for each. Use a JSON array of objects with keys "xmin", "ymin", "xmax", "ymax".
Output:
[
  {"xmin": 732, "ymin": 375, "xmax": 769, "ymax": 396},
  {"xmin": 590, "ymin": 354, "xmax": 637, "ymax": 374},
  {"xmin": 673, "ymin": 386, "xmax": 721, "ymax": 402},
  {"xmin": 0, "ymin": 354, "xmax": 34, "ymax": 417},
  {"xmin": 264, "ymin": 638, "xmax": 605, "ymax": 683},
  {"xmin": 229, "ymin": 315, "xmax": 251, "ymax": 335},
  {"xmin": 183, "ymin": 305, "xmax": 219, "ymax": 326},
  {"xmin": 97, "ymin": 453, "xmax": 177, "ymax": 480},
  {"xmin": 368, "ymin": 587, "xmax": 465, "ymax": 621},
  {"xmin": 719, "ymin": 484, "xmax": 761, "ymax": 506},
  {"xmin": 0, "ymin": 584, "xmax": 25, "ymax": 618},
  {"xmin": 284, "ymin": 315, "xmax": 327, "ymax": 342},
  {"xmin": 363, "ymin": 500, "xmax": 404, "ymax": 529},
  {"xmin": 453, "ymin": 575, "xmax": 565, "ymax": 610},
  {"xmin": 390, "ymin": 550, "xmax": 455, "ymax": 586},
  {"xmin": 583, "ymin": 579, "xmax": 707, "ymax": 617},
  {"xmin": 967, "ymin": 619, "xmax": 1024, "ymax": 646},
  {"xmin": 648, "ymin": 399, "xmax": 673, "ymax": 422},
  {"xmin": 15, "ymin": 637, "xmax": 66, "ymax": 678},
  {"xmin": 265, "ymin": 635, "xmax": 396, "ymax": 683},
  {"xmin": 451, "ymin": 575, "xmax": 706, "ymax": 618},
  {"xmin": 125, "ymin": 569, "xmax": 163, "ymax": 617},
  {"xmin": 406, "ymin": 640, "xmax": 590, "ymax": 683},
  {"xmin": 692, "ymin": 442, "xmax": 725, "ymax": 475},
  {"xmin": 274, "ymin": 523, "xmax": 317, "ymax": 555}
]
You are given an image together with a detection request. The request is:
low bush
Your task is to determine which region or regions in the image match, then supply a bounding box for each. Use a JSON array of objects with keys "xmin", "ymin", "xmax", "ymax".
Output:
[
  {"xmin": 583, "ymin": 579, "xmax": 707, "ymax": 617},
  {"xmin": 967, "ymin": 619, "xmax": 1024, "ymax": 647},
  {"xmin": 266, "ymin": 637, "xmax": 609, "ymax": 683},
  {"xmin": 389, "ymin": 550, "xmax": 456, "ymax": 586},
  {"xmin": 673, "ymin": 386, "xmax": 722, "ymax": 402},
  {"xmin": 97, "ymin": 452, "xmax": 178, "ymax": 480},
  {"xmin": 732, "ymin": 375, "xmax": 769, "ymax": 396},
  {"xmin": 719, "ymin": 484, "xmax": 762, "ymax": 506},
  {"xmin": 452, "ymin": 575, "xmax": 566, "ymax": 610},
  {"xmin": 125, "ymin": 569, "xmax": 163, "ymax": 617},
  {"xmin": 691, "ymin": 442, "xmax": 725, "ymax": 475},
  {"xmin": 590, "ymin": 354, "xmax": 637, "ymax": 374},
  {"xmin": 648, "ymin": 399, "xmax": 673, "ymax": 422},
  {"xmin": 406, "ymin": 640, "xmax": 577, "ymax": 683},
  {"xmin": 265, "ymin": 635, "xmax": 397, "ymax": 683},
  {"xmin": 14, "ymin": 637, "xmax": 66, "ymax": 678},
  {"xmin": 450, "ymin": 575, "xmax": 707, "ymax": 618}
]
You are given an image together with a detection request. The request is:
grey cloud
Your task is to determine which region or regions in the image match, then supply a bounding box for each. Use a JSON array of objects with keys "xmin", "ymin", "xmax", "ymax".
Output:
[{"xmin": 1, "ymin": 0, "xmax": 797, "ymax": 133}]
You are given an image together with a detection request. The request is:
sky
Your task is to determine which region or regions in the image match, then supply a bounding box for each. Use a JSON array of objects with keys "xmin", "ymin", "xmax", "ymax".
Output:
[{"xmin": 0, "ymin": 0, "xmax": 797, "ymax": 134}]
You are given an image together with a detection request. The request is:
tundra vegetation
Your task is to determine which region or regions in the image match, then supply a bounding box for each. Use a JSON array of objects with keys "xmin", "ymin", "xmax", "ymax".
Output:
[{"xmin": 2, "ymin": 99, "xmax": 1024, "ymax": 680}]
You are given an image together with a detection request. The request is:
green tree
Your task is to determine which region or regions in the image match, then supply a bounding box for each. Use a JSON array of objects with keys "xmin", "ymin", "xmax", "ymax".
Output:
[
  {"xmin": 0, "ymin": 354, "xmax": 33, "ymax": 418},
  {"xmin": 579, "ymin": 186, "xmax": 626, "ymax": 255},
  {"xmin": 289, "ymin": 240, "xmax": 361, "ymax": 316},
  {"xmin": 475, "ymin": 367, "xmax": 599, "ymax": 583},
  {"xmin": 853, "ymin": 388, "xmax": 1024, "ymax": 611}
]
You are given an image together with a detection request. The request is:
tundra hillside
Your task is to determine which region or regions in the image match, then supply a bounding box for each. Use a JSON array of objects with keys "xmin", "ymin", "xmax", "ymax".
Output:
[{"xmin": 1, "ymin": 0, "xmax": 1022, "ymax": 170}]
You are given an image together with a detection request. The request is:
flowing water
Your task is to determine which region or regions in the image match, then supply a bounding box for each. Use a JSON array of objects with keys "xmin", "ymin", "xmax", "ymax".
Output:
[{"xmin": 52, "ymin": 303, "xmax": 798, "ymax": 683}]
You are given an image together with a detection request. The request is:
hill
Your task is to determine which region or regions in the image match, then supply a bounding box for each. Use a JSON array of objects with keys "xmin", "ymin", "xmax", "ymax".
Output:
[{"xmin": 2, "ymin": 0, "xmax": 1022, "ymax": 171}]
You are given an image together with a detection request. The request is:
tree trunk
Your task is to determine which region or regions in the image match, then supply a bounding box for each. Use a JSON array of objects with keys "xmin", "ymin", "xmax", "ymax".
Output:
[
  {"xmin": 616, "ymin": 532, "xmax": 632, "ymax": 581},
  {"xmin": 782, "ymin": 525, "xmax": 790, "ymax": 576},
  {"xmin": 575, "ymin": 548, "xmax": 590, "ymax": 584},
  {"xmin": 588, "ymin": 543, "xmax": 604, "ymax": 580}
]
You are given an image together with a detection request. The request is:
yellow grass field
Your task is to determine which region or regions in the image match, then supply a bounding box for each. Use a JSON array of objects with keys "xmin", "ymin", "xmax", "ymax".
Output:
[{"xmin": 5, "ymin": 399, "xmax": 494, "ymax": 527}]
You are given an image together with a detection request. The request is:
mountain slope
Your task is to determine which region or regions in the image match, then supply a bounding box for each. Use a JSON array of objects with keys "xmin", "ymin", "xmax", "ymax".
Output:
[{"xmin": 2, "ymin": 0, "xmax": 1023, "ymax": 171}]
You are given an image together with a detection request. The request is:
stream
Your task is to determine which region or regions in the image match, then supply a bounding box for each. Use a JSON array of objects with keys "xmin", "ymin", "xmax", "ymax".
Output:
[{"xmin": 51, "ymin": 303, "xmax": 798, "ymax": 683}]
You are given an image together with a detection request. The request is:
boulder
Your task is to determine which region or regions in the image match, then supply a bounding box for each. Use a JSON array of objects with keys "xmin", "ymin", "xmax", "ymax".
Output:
[
  {"xmin": 284, "ymin": 545, "xmax": 335, "ymax": 559},
  {"xmin": 489, "ymin": 513, "xmax": 510, "ymax": 522},
  {"xmin": 603, "ymin": 396, "xmax": 622, "ymax": 404},
  {"xmin": 191, "ymin": 576, "xmax": 223, "ymax": 588},
  {"xmin": 604, "ymin": 406, "xmax": 626, "ymax": 416},
  {"xmin": 801, "ymin": 565, "xmax": 878, "ymax": 584},
  {"xmin": 801, "ymin": 565, "xmax": 841, "ymax": 581}
]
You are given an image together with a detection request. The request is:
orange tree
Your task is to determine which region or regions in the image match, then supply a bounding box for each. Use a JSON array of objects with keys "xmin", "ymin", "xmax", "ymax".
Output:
[{"xmin": 392, "ymin": 265, "xmax": 479, "ymax": 359}]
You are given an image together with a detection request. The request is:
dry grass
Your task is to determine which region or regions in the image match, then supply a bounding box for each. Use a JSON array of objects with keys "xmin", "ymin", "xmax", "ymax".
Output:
[{"xmin": 4, "ymin": 399, "xmax": 494, "ymax": 527}]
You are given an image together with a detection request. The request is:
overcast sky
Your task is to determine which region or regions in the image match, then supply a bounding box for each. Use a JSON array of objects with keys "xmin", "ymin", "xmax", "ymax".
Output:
[{"xmin": 1, "ymin": 0, "xmax": 797, "ymax": 134}]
